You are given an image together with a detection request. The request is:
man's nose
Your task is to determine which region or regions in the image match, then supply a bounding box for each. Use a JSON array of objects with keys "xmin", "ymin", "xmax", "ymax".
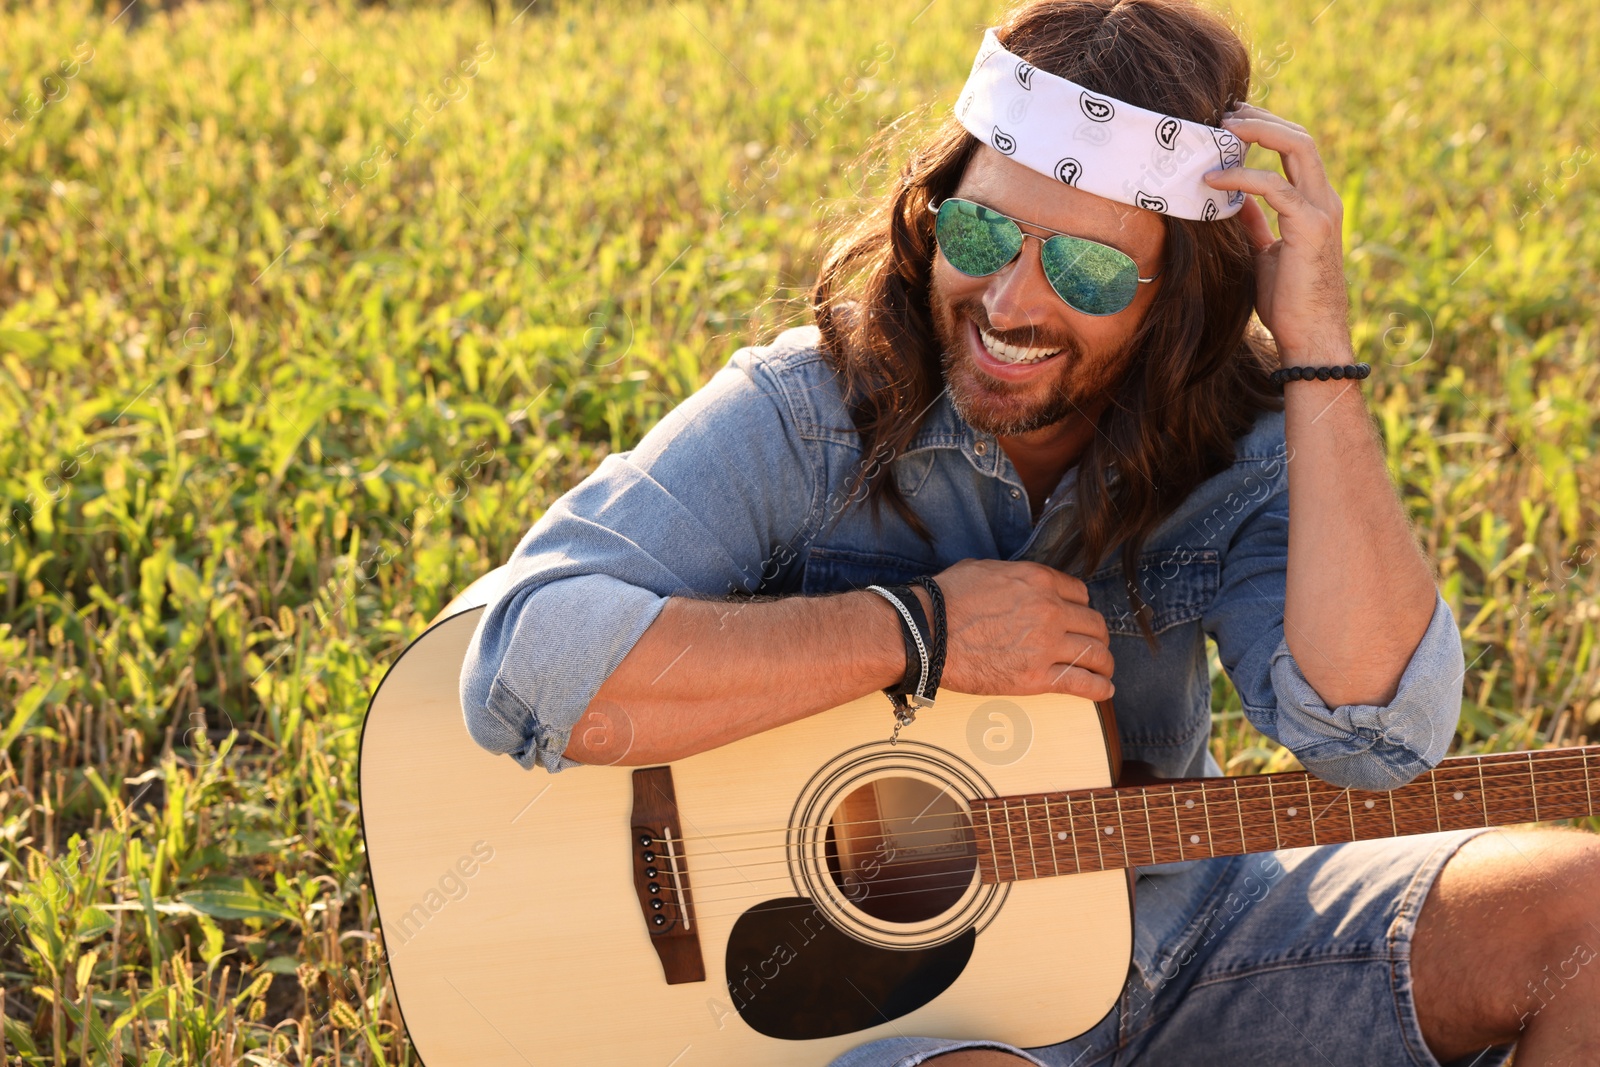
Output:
[{"xmin": 982, "ymin": 234, "xmax": 1060, "ymax": 337}]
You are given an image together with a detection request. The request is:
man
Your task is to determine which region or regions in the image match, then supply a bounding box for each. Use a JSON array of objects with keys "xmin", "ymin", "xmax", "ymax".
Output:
[{"xmin": 459, "ymin": 0, "xmax": 1600, "ymax": 1063}]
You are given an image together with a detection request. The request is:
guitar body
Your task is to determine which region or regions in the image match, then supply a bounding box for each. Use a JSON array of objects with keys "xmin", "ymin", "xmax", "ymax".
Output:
[{"xmin": 359, "ymin": 602, "xmax": 1134, "ymax": 1066}]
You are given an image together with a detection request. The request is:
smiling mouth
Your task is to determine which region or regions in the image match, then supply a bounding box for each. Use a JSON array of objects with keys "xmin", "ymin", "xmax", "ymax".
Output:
[{"xmin": 974, "ymin": 322, "xmax": 1066, "ymax": 365}]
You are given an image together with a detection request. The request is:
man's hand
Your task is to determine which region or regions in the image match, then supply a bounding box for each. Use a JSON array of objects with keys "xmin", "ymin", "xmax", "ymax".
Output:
[
  {"xmin": 922, "ymin": 558, "xmax": 1115, "ymax": 701},
  {"xmin": 1201, "ymin": 101, "xmax": 1350, "ymax": 364}
]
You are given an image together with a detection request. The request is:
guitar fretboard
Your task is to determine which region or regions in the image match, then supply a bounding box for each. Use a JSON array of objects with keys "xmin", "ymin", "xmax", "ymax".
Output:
[{"xmin": 969, "ymin": 745, "xmax": 1600, "ymax": 883}]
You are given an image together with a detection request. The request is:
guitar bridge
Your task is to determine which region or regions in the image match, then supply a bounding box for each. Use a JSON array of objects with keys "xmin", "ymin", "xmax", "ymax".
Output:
[{"xmin": 630, "ymin": 767, "xmax": 705, "ymax": 984}]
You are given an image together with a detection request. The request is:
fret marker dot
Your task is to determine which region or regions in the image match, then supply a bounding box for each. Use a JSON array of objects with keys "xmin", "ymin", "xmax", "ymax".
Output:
[
  {"xmin": 1364, "ymin": 799, "xmax": 1375, "ymax": 809},
  {"xmin": 1286, "ymin": 806, "xmax": 1297, "ymax": 817},
  {"xmin": 1057, "ymin": 831, "xmax": 1068, "ymax": 841},
  {"xmin": 1453, "ymin": 790, "xmax": 1464, "ymax": 800},
  {"xmin": 1104, "ymin": 826, "xmax": 1114, "ymax": 834},
  {"xmin": 1189, "ymin": 834, "xmax": 1200, "ymax": 844},
  {"xmin": 1185, "ymin": 799, "xmax": 1195, "ymax": 808}
]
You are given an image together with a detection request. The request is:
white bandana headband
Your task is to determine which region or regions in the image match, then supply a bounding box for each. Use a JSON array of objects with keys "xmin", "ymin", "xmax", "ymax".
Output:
[{"xmin": 953, "ymin": 26, "xmax": 1247, "ymax": 222}]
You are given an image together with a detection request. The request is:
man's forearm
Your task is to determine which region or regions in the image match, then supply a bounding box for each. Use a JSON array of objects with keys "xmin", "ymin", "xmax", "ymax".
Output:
[
  {"xmin": 564, "ymin": 588, "xmax": 920, "ymax": 765},
  {"xmin": 1282, "ymin": 355, "xmax": 1438, "ymax": 708}
]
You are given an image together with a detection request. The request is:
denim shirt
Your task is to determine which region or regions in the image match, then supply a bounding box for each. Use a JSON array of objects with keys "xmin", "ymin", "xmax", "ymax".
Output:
[{"xmin": 459, "ymin": 323, "xmax": 1463, "ymax": 805}]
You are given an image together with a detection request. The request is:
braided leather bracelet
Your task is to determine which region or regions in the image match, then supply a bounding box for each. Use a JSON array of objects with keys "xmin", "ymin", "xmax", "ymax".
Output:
[
  {"xmin": 866, "ymin": 581, "xmax": 947, "ymax": 743},
  {"xmin": 1270, "ymin": 362, "xmax": 1371, "ymax": 383},
  {"xmin": 866, "ymin": 583, "xmax": 930, "ymax": 702},
  {"xmin": 908, "ymin": 575, "xmax": 948, "ymax": 696}
]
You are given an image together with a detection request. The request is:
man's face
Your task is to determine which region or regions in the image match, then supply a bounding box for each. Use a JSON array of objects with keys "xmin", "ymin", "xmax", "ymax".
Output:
[{"xmin": 929, "ymin": 144, "xmax": 1167, "ymax": 438}]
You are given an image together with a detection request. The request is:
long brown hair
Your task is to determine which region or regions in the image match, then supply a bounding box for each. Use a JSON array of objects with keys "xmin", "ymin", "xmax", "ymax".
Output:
[{"xmin": 808, "ymin": 0, "xmax": 1284, "ymax": 646}]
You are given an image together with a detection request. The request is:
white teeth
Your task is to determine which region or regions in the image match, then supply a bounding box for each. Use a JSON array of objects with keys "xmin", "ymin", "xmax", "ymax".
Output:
[{"xmin": 979, "ymin": 326, "xmax": 1062, "ymax": 364}]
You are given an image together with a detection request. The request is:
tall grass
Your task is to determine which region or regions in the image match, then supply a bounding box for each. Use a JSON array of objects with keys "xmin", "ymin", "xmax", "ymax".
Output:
[{"xmin": 0, "ymin": 0, "xmax": 1595, "ymax": 1059}]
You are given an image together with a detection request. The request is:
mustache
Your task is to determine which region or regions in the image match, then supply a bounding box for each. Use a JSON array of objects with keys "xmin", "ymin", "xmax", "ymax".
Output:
[{"xmin": 958, "ymin": 306, "xmax": 1075, "ymax": 352}]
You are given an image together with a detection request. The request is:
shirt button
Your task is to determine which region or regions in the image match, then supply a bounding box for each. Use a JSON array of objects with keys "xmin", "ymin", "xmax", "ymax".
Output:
[
  {"xmin": 1010, "ymin": 488, "xmax": 1021, "ymax": 499},
  {"xmin": 974, "ymin": 440, "xmax": 988, "ymax": 455}
]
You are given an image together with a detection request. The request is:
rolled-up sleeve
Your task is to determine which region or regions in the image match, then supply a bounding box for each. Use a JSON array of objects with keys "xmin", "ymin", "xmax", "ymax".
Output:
[
  {"xmin": 1203, "ymin": 478, "xmax": 1461, "ymax": 792},
  {"xmin": 459, "ymin": 346, "xmax": 820, "ymax": 773}
]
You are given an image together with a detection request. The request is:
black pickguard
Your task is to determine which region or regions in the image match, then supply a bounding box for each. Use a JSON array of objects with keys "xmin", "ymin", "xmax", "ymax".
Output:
[{"xmin": 724, "ymin": 898, "xmax": 974, "ymax": 1040}]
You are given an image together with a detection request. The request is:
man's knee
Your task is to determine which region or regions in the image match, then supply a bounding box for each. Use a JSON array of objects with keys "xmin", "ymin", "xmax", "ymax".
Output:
[
  {"xmin": 1438, "ymin": 826, "xmax": 1600, "ymax": 931},
  {"xmin": 1414, "ymin": 826, "xmax": 1600, "ymax": 1052},
  {"xmin": 1500, "ymin": 828, "xmax": 1600, "ymax": 970}
]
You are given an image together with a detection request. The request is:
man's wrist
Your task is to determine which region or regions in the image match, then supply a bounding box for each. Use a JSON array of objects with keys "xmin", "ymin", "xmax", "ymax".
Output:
[{"xmin": 1277, "ymin": 342, "xmax": 1357, "ymax": 368}]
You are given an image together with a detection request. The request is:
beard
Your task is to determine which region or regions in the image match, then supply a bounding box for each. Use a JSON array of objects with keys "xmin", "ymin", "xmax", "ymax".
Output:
[{"xmin": 930, "ymin": 283, "xmax": 1138, "ymax": 438}]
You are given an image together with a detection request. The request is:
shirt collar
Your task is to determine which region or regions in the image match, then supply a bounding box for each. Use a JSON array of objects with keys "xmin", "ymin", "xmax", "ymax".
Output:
[{"xmin": 899, "ymin": 384, "xmax": 1122, "ymax": 488}]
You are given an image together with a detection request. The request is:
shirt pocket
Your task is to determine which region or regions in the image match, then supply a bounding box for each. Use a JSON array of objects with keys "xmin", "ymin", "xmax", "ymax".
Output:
[
  {"xmin": 1086, "ymin": 548, "xmax": 1221, "ymax": 637},
  {"xmin": 800, "ymin": 545, "xmax": 932, "ymax": 596}
]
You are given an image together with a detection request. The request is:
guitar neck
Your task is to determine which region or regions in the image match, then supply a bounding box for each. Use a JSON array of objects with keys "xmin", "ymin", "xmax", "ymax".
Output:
[{"xmin": 970, "ymin": 744, "xmax": 1600, "ymax": 883}]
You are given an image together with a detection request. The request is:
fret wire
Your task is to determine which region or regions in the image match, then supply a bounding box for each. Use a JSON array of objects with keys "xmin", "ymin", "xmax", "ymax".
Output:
[
  {"xmin": 1429, "ymin": 767, "xmax": 1442, "ymax": 832},
  {"xmin": 1345, "ymin": 786, "xmax": 1357, "ymax": 840},
  {"xmin": 1266, "ymin": 776, "xmax": 1281, "ymax": 850},
  {"xmin": 983, "ymin": 804, "xmax": 1001, "ymax": 883},
  {"xmin": 1231, "ymin": 778, "xmax": 1247, "ymax": 852},
  {"xmin": 1022, "ymin": 798, "xmax": 1039, "ymax": 880},
  {"xmin": 1141, "ymin": 788, "xmax": 1157, "ymax": 866},
  {"xmin": 1585, "ymin": 750, "xmax": 1595, "ymax": 820},
  {"xmin": 1114, "ymin": 790, "xmax": 1129, "ymax": 867},
  {"xmin": 1091, "ymin": 792, "xmax": 1106, "ymax": 870},
  {"xmin": 1200, "ymin": 780, "xmax": 1216, "ymax": 857},
  {"xmin": 1065, "ymin": 795, "xmax": 1082, "ymax": 873},
  {"xmin": 1170, "ymin": 785, "xmax": 1185, "ymax": 861},
  {"xmin": 1002, "ymin": 800, "xmax": 1019, "ymax": 880},
  {"xmin": 1526, "ymin": 752, "xmax": 1540, "ymax": 822},
  {"xmin": 1387, "ymin": 786, "xmax": 1398, "ymax": 837},
  {"xmin": 1475, "ymin": 759, "xmax": 1490, "ymax": 826},
  {"xmin": 1303, "ymin": 776, "xmax": 1318, "ymax": 845},
  {"xmin": 1043, "ymin": 797, "xmax": 1062, "ymax": 876}
]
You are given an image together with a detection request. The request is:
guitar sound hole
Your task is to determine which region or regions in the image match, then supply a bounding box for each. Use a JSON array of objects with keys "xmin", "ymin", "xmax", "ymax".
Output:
[{"xmin": 824, "ymin": 778, "xmax": 977, "ymax": 923}]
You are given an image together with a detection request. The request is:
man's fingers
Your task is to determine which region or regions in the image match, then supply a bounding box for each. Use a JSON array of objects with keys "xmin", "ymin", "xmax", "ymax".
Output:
[
  {"xmin": 1046, "ymin": 633, "xmax": 1115, "ymax": 683},
  {"xmin": 1048, "ymin": 663, "xmax": 1115, "ymax": 701},
  {"xmin": 1036, "ymin": 562, "xmax": 1089, "ymax": 605},
  {"xmin": 1225, "ymin": 100, "xmax": 1308, "ymax": 135},
  {"xmin": 1216, "ymin": 114, "xmax": 1336, "ymax": 217},
  {"xmin": 1062, "ymin": 603, "xmax": 1111, "ymax": 646}
]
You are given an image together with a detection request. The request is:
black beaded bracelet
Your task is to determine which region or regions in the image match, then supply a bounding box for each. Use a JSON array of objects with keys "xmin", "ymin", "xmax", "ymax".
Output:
[{"xmin": 1270, "ymin": 362, "xmax": 1371, "ymax": 384}]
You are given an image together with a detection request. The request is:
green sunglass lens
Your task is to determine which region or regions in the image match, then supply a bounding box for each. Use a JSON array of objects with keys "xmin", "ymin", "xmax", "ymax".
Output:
[
  {"xmin": 935, "ymin": 198, "xmax": 1143, "ymax": 316},
  {"xmin": 1040, "ymin": 236, "xmax": 1140, "ymax": 316},
  {"xmin": 935, "ymin": 199, "xmax": 1023, "ymax": 277}
]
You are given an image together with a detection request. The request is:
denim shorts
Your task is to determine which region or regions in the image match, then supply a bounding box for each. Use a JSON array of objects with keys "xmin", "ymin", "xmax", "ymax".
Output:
[{"xmin": 826, "ymin": 827, "xmax": 1515, "ymax": 1067}]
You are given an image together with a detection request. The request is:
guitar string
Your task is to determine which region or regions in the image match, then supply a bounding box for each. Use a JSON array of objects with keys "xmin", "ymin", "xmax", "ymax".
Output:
[
  {"xmin": 656, "ymin": 780, "xmax": 1288, "ymax": 852},
  {"xmin": 681, "ymin": 799, "xmax": 1496, "ymax": 907},
  {"xmin": 648, "ymin": 755, "xmax": 1596, "ymax": 898},
  {"xmin": 654, "ymin": 786, "xmax": 1596, "ymax": 904},
  {"xmin": 682, "ymin": 848, "xmax": 1160, "ymax": 909},
  {"xmin": 585, "ymin": 757, "xmax": 1596, "ymax": 926},
  {"xmin": 681, "ymin": 878, "xmax": 1016, "ymax": 925},
  {"xmin": 690, "ymin": 868, "xmax": 1001, "ymax": 910},
  {"xmin": 634, "ymin": 752, "xmax": 1596, "ymax": 870},
  {"xmin": 678, "ymin": 806, "xmax": 1484, "ymax": 908},
  {"xmin": 670, "ymin": 763, "xmax": 1597, "ymax": 911},
  {"xmin": 669, "ymin": 769, "xmax": 1565, "ymax": 921},
  {"xmin": 642, "ymin": 750, "xmax": 1596, "ymax": 851},
  {"xmin": 674, "ymin": 788, "xmax": 1594, "ymax": 924}
]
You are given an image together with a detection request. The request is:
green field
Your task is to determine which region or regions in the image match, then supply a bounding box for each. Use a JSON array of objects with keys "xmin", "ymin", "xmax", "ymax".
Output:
[{"xmin": 0, "ymin": 0, "xmax": 1596, "ymax": 1060}]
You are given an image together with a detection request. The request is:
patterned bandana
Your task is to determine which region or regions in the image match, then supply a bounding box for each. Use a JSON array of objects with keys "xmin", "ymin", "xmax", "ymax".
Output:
[{"xmin": 953, "ymin": 26, "xmax": 1248, "ymax": 221}]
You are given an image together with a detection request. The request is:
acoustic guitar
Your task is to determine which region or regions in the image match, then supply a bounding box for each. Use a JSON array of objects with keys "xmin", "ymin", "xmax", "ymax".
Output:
[{"xmin": 358, "ymin": 568, "xmax": 1600, "ymax": 1065}]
